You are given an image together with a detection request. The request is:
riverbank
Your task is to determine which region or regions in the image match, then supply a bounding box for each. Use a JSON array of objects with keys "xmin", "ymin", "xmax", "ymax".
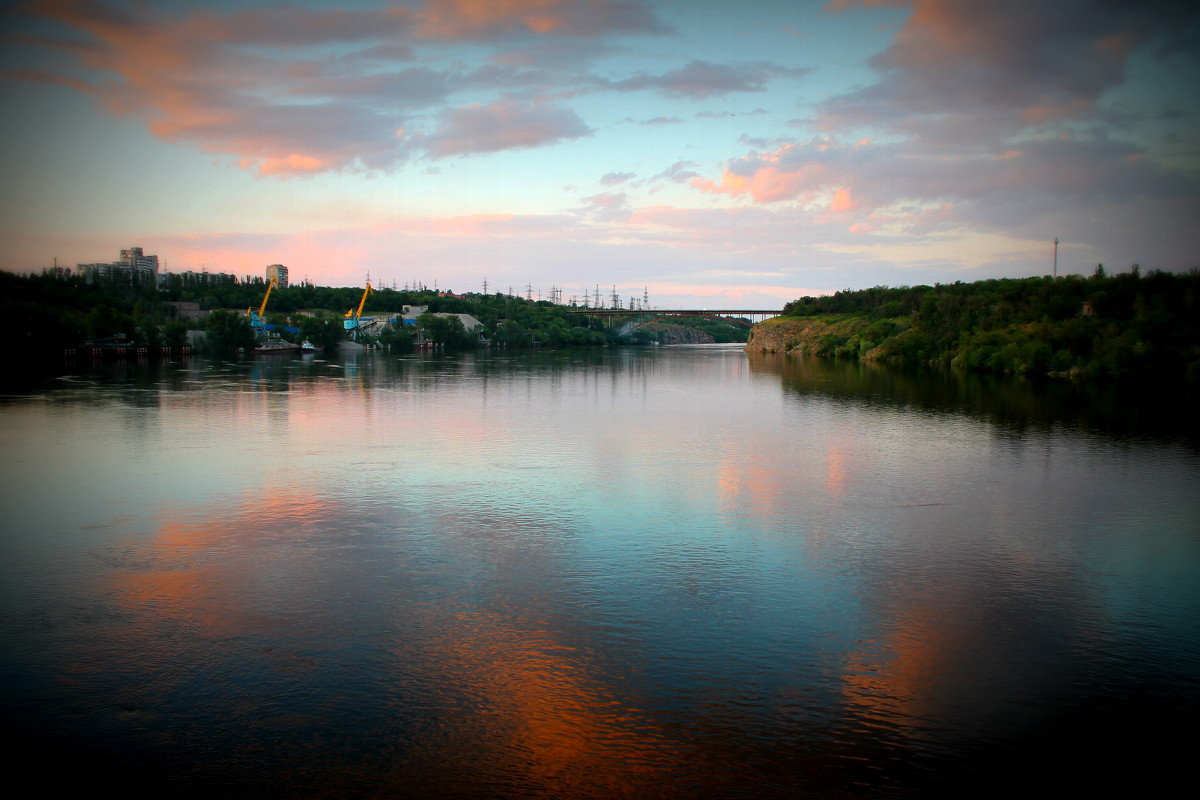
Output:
[{"xmin": 748, "ymin": 272, "xmax": 1200, "ymax": 381}]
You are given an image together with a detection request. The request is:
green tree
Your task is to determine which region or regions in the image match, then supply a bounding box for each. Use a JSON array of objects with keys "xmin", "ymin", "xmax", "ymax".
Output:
[
  {"xmin": 297, "ymin": 316, "xmax": 344, "ymax": 352},
  {"xmin": 493, "ymin": 319, "xmax": 529, "ymax": 347},
  {"xmin": 379, "ymin": 322, "xmax": 415, "ymax": 352},
  {"xmin": 417, "ymin": 312, "xmax": 471, "ymax": 348},
  {"xmin": 203, "ymin": 309, "xmax": 256, "ymax": 357},
  {"xmin": 163, "ymin": 320, "xmax": 190, "ymax": 351}
]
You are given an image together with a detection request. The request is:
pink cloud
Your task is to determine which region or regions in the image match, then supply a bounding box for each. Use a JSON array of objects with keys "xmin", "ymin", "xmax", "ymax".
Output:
[
  {"xmin": 830, "ymin": 187, "xmax": 856, "ymax": 213},
  {"xmin": 690, "ymin": 142, "xmax": 839, "ymax": 204},
  {"xmin": 10, "ymin": 0, "xmax": 677, "ymax": 176},
  {"xmin": 251, "ymin": 154, "xmax": 332, "ymax": 177},
  {"xmin": 183, "ymin": 4, "xmax": 410, "ymax": 46},
  {"xmin": 412, "ymin": 0, "xmax": 666, "ymax": 40},
  {"xmin": 691, "ymin": 166, "xmax": 810, "ymax": 204},
  {"xmin": 17, "ymin": 0, "xmax": 413, "ymax": 175},
  {"xmin": 684, "ymin": 124, "xmax": 1199, "ymax": 277}
]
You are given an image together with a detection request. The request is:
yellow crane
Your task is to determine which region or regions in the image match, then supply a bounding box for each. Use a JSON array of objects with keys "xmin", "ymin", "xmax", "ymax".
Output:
[
  {"xmin": 345, "ymin": 282, "xmax": 373, "ymax": 320},
  {"xmin": 344, "ymin": 283, "xmax": 376, "ymax": 338},
  {"xmin": 247, "ymin": 275, "xmax": 279, "ymax": 328}
]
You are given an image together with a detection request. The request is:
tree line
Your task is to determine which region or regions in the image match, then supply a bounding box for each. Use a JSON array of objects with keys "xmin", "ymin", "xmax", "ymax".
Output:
[
  {"xmin": 777, "ymin": 267, "xmax": 1200, "ymax": 380},
  {"xmin": 2, "ymin": 270, "xmax": 748, "ymax": 360}
]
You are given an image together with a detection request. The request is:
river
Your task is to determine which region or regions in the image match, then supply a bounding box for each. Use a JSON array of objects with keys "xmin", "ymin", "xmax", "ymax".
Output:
[{"xmin": 2, "ymin": 345, "xmax": 1197, "ymax": 797}]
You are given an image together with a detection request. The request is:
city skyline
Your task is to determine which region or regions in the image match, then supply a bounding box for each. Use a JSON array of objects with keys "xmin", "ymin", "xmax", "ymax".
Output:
[{"xmin": 2, "ymin": 0, "xmax": 1197, "ymax": 306}]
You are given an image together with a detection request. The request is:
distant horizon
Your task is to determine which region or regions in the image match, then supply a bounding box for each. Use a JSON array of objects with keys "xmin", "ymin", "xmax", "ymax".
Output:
[
  {"xmin": 4, "ymin": 1, "xmax": 1197, "ymax": 308},
  {"xmin": 22, "ymin": 245, "xmax": 1170, "ymax": 304}
]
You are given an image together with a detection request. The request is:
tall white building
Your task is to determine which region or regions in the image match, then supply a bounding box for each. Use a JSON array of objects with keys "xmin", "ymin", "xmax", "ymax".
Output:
[
  {"xmin": 266, "ymin": 263, "xmax": 289, "ymax": 288},
  {"xmin": 120, "ymin": 247, "xmax": 159, "ymax": 278},
  {"xmin": 76, "ymin": 246, "xmax": 159, "ymax": 283}
]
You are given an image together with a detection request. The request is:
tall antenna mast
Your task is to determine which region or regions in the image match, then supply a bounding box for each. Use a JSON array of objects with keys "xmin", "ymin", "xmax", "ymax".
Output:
[{"xmin": 1053, "ymin": 237, "xmax": 1059, "ymax": 278}]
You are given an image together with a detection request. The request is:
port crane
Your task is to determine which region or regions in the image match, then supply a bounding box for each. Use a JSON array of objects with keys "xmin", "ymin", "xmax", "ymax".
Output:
[
  {"xmin": 246, "ymin": 275, "xmax": 279, "ymax": 330},
  {"xmin": 344, "ymin": 283, "xmax": 378, "ymax": 339}
]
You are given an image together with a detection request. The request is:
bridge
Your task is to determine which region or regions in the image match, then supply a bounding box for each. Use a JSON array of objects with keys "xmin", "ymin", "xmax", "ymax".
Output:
[
  {"xmin": 566, "ymin": 309, "xmax": 781, "ymax": 323},
  {"xmin": 565, "ymin": 308, "xmax": 781, "ymax": 338}
]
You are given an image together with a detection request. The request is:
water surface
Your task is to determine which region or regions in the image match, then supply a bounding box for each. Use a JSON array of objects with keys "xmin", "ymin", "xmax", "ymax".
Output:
[{"xmin": 2, "ymin": 346, "xmax": 1197, "ymax": 797}]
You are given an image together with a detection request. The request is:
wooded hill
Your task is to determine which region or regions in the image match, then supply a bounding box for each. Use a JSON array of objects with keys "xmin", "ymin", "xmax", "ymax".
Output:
[
  {"xmin": 1, "ymin": 269, "xmax": 747, "ymax": 359},
  {"xmin": 756, "ymin": 268, "xmax": 1199, "ymax": 381}
]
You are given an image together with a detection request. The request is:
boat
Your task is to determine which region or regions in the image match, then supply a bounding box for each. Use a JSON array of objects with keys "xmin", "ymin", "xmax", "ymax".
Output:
[{"xmin": 254, "ymin": 340, "xmax": 302, "ymax": 355}]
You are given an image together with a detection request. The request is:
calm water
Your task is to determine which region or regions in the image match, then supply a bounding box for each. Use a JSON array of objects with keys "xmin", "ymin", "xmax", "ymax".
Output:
[{"xmin": 2, "ymin": 346, "xmax": 1197, "ymax": 797}]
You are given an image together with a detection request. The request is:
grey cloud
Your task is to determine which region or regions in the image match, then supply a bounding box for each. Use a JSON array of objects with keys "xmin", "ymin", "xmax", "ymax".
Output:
[
  {"xmin": 284, "ymin": 64, "xmax": 454, "ymax": 107},
  {"xmin": 422, "ymin": 100, "xmax": 592, "ymax": 158},
  {"xmin": 819, "ymin": 0, "xmax": 1200, "ymax": 145},
  {"xmin": 651, "ymin": 160, "xmax": 700, "ymax": 183},
  {"xmin": 600, "ymin": 171, "xmax": 636, "ymax": 186},
  {"xmin": 344, "ymin": 44, "xmax": 419, "ymax": 63},
  {"xmin": 576, "ymin": 192, "xmax": 631, "ymax": 222},
  {"xmin": 8, "ymin": 0, "xmax": 661, "ymax": 176},
  {"xmin": 192, "ymin": 6, "xmax": 410, "ymax": 46},
  {"xmin": 607, "ymin": 60, "xmax": 811, "ymax": 99},
  {"xmin": 696, "ymin": 108, "xmax": 768, "ymax": 118}
]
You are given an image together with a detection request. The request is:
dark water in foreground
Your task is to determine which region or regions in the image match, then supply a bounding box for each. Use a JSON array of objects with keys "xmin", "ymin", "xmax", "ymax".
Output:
[{"xmin": 2, "ymin": 346, "xmax": 1197, "ymax": 797}]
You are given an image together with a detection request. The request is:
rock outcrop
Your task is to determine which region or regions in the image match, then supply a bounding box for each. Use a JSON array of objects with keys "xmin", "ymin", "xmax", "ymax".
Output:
[
  {"xmin": 745, "ymin": 316, "xmax": 869, "ymax": 355},
  {"xmin": 643, "ymin": 323, "xmax": 715, "ymax": 344}
]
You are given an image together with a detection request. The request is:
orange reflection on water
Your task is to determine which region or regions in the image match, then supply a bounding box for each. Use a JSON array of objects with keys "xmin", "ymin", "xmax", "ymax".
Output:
[
  {"xmin": 717, "ymin": 458, "xmax": 785, "ymax": 521},
  {"xmin": 825, "ymin": 444, "xmax": 848, "ymax": 497},
  {"xmin": 110, "ymin": 488, "xmax": 350, "ymax": 637},
  {"xmin": 838, "ymin": 597, "xmax": 957, "ymax": 734},
  {"xmin": 419, "ymin": 606, "xmax": 679, "ymax": 796}
]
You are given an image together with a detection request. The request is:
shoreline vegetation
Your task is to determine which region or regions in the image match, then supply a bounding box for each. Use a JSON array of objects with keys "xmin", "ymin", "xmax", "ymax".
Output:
[
  {"xmin": 748, "ymin": 268, "xmax": 1200, "ymax": 382},
  {"xmin": 7, "ymin": 265, "xmax": 1198, "ymax": 382},
  {"xmin": 1, "ymin": 269, "xmax": 747, "ymax": 363}
]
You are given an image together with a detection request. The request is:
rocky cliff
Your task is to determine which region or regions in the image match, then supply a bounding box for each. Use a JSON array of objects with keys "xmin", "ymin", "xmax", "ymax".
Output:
[
  {"xmin": 643, "ymin": 323, "xmax": 715, "ymax": 344},
  {"xmin": 744, "ymin": 316, "xmax": 870, "ymax": 355}
]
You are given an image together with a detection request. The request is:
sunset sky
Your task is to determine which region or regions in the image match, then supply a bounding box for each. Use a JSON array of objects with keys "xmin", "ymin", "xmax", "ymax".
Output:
[{"xmin": 2, "ymin": 0, "xmax": 1197, "ymax": 307}]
